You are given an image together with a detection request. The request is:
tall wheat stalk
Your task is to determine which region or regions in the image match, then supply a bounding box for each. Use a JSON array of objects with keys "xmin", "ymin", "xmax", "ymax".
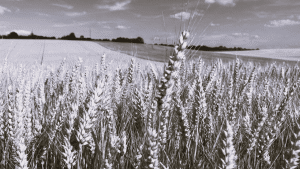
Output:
[{"xmin": 155, "ymin": 30, "xmax": 190, "ymax": 148}]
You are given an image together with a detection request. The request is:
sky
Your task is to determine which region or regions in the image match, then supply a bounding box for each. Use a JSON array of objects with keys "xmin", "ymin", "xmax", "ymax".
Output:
[{"xmin": 0, "ymin": 0, "xmax": 300, "ymax": 49}]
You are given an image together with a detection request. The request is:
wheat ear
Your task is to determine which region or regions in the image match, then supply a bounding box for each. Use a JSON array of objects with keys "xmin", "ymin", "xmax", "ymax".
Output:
[
  {"xmin": 218, "ymin": 119, "xmax": 237, "ymax": 169},
  {"xmin": 284, "ymin": 117, "xmax": 300, "ymax": 169},
  {"xmin": 156, "ymin": 30, "xmax": 189, "ymax": 147}
]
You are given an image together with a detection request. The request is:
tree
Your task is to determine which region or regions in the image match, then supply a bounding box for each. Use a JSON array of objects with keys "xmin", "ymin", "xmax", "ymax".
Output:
[
  {"xmin": 7, "ymin": 32, "xmax": 19, "ymax": 39},
  {"xmin": 68, "ymin": 32, "xmax": 76, "ymax": 40},
  {"xmin": 80, "ymin": 35, "xmax": 84, "ymax": 39},
  {"xmin": 136, "ymin": 37, "xmax": 144, "ymax": 44},
  {"xmin": 29, "ymin": 32, "xmax": 36, "ymax": 39}
]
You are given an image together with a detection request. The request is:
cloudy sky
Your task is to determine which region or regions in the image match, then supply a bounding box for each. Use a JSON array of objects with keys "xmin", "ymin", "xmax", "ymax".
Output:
[{"xmin": 0, "ymin": 0, "xmax": 300, "ymax": 49}]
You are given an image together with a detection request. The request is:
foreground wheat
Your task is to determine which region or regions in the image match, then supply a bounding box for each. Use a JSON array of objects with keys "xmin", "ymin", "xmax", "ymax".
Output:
[{"xmin": 0, "ymin": 33, "xmax": 300, "ymax": 169}]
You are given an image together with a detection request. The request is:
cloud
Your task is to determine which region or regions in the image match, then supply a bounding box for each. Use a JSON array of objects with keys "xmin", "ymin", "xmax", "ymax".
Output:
[
  {"xmin": 200, "ymin": 33, "xmax": 261, "ymax": 48},
  {"xmin": 98, "ymin": 21, "xmax": 110, "ymax": 24},
  {"xmin": 205, "ymin": 0, "xmax": 236, "ymax": 6},
  {"xmin": 129, "ymin": 11, "xmax": 161, "ymax": 19},
  {"xmin": 288, "ymin": 15, "xmax": 295, "ymax": 19},
  {"xmin": 65, "ymin": 11, "xmax": 86, "ymax": 17},
  {"xmin": 232, "ymin": 33, "xmax": 242, "ymax": 36},
  {"xmin": 53, "ymin": 22, "xmax": 90, "ymax": 27},
  {"xmin": 116, "ymin": 25, "xmax": 130, "ymax": 29},
  {"xmin": 6, "ymin": 30, "xmax": 31, "ymax": 36},
  {"xmin": 192, "ymin": 11, "xmax": 204, "ymax": 17},
  {"xmin": 210, "ymin": 22, "xmax": 220, "ymax": 26},
  {"xmin": 98, "ymin": 21, "xmax": 108, "ymax": 24},
  {"xmin": 170, "ymin": 11, "xmax": 203, "ymax": 21},
  {"xmin": 153, "ymin": 37, "xmax": 160, "ymax": 41},
  {"xmin": 202, "ymin": 34, "xmax": 243, "ymax": 40},
  {"xmin": 205, "ymin": 0, "xmax": 216, "ymax": 3},
  {"xmin": 98, "ymin": 20, "xmax": 124, "ymax": 25},
  {"xmin": 251, "ymin": 35, "xmax": 260, "ymax": 39},
  {"xmin": 288, "ymin": 15, "xmax": 300, "ymax": 20},
  {"xmin": 232, "ymin": 33, "xmax": 249, "ymax": 37},
  {"xmin": 97, "ymin": 0, "xmax": 131, "ymax": 11},
  {"xmin": 52, "ymin": 4, "xmax": 74, "ymax": 10},
  {"xmin": 103, "ymin": 25, "xmax": 111, "ymax": 29},
  {"xmin": 201, "ymin": 34, "xmax": 228, "ymax": 40},
  {"xmin": 264, "ymin": 19, "xmax": 300, "ymax": 27},
  {"xmin": 231, "ymin": 33, "xmax": 259, "ymax": 39},
  {"xmin": 35, "ymin": 12, "xmax": 50, "ymax": 17},
  {"xmin": 53, "ymin": 23, "xmax": 73, "ymax": 27},
  {"xmin": 170, "ymin": 11, "xmax": 191, "ymax": 20},
  {"xmin": 254, "ymin": 11, "xmax": 275, "ymax": 18},
  {"xmin": 268, "ymin": 1, "xmax": 300, "ymax": 7},
  {"xmin": 0, "ymin": 6, "xmax": 11, "ymax": 15}
]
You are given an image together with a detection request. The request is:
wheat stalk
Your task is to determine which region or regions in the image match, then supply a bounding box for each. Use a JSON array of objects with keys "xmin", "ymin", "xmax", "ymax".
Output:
[
  {"xmin": 156, "ymin": 30, "xmax": 190, "ymax": 147},
  {"xmin": 284, "ymin": 117, "xmax": 300, "ymax": 169},
  {"xmin": 218, "ymin": 119, "xmax": 237, "ymax": 169}
]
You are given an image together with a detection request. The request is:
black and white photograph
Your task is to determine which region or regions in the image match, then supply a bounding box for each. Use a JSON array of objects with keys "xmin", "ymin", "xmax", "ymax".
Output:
[{"xmin": 0, "ymin": 0, "xmax": 300, "ymax": 168}]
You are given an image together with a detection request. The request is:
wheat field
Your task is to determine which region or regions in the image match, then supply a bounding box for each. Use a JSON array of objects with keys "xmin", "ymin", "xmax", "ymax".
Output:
[{"xmin": 0, "ymin": 31, "xmax": 300, "ymax": 169}]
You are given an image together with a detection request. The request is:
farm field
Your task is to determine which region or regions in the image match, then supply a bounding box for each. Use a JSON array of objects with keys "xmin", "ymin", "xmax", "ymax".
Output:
[
  {"xmin": 95, "ymin": 41, "xmax": 300, "ymax": 66},
  {"xmin": 0, "ymin": 39, "xmax": 164, "ymax": 71},
  {"xmin": 215, "ymin": 49, "xmax": 300, "ymax": 61},
  {"xmin": 1, "ymin": 39, "xmax": 298, "ymax": 68},
  {"xmin": 1, "ymin": 37, "xmax": 300, "ymax": 169}
]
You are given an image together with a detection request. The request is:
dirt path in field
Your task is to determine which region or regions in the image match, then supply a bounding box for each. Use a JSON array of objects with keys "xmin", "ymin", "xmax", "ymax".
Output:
[{"xmin": 0, "ymin": 39, "xmax": 164, "ymax": 71}]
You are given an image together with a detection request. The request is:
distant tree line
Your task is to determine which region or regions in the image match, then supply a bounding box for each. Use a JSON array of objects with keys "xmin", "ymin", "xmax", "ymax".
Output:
[
  {"xmin": 187, "ymin": 45, "xmax": 259, "ymax": 51},
  {"xmin": 1, "ymin": 31, "xmax": 258, "ymax": 51},
  {"xmin": 155, "ymin": 43, "xmax": 175, "ymax": 47},
  {"xmin": 1, "ymin": 31, "xmax": 145, "ymax": 44},
  {"xmin": 111, "ymin": 37, "xmax": 144, "ymax": 44},
  {"xmin": 60, "ymin": 33, "xmax": 111, "ymax": 41},
  {"xmin": 155, "ymin": 43, "xmax": 259, "ymax": 51},
  {"xmin": 1, "ymin": 32, "xmax": 56, "ymax": 39}
]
